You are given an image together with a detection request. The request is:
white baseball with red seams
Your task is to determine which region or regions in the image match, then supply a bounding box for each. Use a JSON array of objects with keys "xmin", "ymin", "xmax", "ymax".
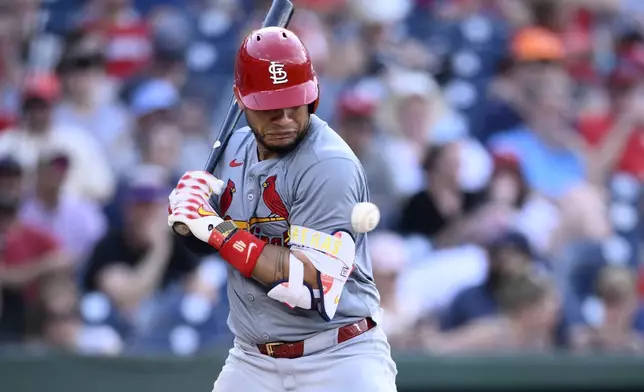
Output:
[{"xmin": 351, "ymin": 202, "xmax": 380, "ymax": 233}]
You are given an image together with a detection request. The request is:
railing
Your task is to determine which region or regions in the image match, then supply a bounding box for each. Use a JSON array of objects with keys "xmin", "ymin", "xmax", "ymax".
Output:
[{"xmin": 1, "ymin": 349, "xmax": 644, "ymax": 391}]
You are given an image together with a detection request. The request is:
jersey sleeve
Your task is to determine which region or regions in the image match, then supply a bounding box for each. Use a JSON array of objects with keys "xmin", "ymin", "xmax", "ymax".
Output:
[
  {"xmin": 286, "ymin": 157, "xmax": 365, "ymax": 321},
  {"xmin": 288, "ymin": 157, "xmax": 365, "ymax": 236}
]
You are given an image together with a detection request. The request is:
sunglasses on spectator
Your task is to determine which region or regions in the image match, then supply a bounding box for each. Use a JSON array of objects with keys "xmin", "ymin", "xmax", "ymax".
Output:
[{"xmin": 62, "ymin": 55, "xmax": 105, "ymax": 72}]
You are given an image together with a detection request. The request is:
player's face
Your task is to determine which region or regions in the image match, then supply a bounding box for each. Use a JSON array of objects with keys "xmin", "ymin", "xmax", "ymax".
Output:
[{"xmin": 245, "ymin": 105, "xmax": 310, "ymax": 155}]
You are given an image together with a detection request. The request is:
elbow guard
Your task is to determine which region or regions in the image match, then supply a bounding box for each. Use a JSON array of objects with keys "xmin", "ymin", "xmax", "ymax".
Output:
[{"xmin": 288, "ymin": 226, "xmax": 356, "ymax": 321}]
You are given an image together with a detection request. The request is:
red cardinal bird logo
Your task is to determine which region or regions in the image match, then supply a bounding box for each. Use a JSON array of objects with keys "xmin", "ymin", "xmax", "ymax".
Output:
[
  {"xmin": 262, "ymin": 175, "xmax": 289, "ymax": 219},
  {"xmin": 219, "ymin": 179, "xmax": 236, "ymax": 216}
]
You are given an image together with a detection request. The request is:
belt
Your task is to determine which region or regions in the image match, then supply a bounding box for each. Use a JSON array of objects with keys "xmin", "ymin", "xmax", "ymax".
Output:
[{"xmin": 257, "ymin": 317, "xmax": 376, "ymax": 359}]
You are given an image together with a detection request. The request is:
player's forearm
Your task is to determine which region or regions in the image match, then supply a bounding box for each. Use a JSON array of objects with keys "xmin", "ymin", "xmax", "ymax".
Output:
[
  {"xmin": 250, "ymin": 244, "xmax": 320, "ymax": 289},
  {"xmin": 207, "ymin": 221, "xmax": 321, "ymax": 288}
]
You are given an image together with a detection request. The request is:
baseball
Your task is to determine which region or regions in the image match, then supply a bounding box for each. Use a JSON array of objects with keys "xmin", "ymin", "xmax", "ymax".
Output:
[{"xmin": 351, "ymin": 202, "xmax": 380, "ymax": 233}]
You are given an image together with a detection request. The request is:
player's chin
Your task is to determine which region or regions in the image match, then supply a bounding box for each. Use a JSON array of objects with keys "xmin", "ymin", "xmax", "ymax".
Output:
[{"xmin": 264, "ymin": 134, "xmax": 299, "ymax": 150}]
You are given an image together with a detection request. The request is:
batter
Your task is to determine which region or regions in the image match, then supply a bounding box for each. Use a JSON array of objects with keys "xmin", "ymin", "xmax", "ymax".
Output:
[{"xmin": 168, "ymin": 26, "xmax": 397, "ymax": 392}]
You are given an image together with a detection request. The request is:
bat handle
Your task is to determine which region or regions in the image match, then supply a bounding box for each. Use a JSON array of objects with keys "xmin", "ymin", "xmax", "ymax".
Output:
[{"xmin": 172, "ymin": 222, "xmax": 192, "ymax": 237}]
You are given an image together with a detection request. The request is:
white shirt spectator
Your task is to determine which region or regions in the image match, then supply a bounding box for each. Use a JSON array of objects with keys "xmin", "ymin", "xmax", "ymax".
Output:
[
  {"xmin": 0, "ymin": 124, "xmax": 116, "ymax": 203},
  {"xmin": 53, "ymin": 100, "xmax": 135, "ymax": 173},
  {"xmin": 19, "ymin": 194, "xmax": 107, "ymax": 266}
]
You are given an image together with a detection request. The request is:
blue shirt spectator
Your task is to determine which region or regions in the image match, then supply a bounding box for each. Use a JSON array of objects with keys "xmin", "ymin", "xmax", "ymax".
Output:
[{"xmin": 488, "ymin": 127, "xmax": 586, "ymax": 199}]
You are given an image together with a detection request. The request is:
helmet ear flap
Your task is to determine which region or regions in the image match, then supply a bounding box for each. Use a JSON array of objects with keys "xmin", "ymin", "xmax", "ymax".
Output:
[
  {"xmin": 309, "ymin": 81, "xmax": 320, "ymax": 113},
  {"xmin": 309, "ymin": 100, "xmax": 318, "ymax": 113}
]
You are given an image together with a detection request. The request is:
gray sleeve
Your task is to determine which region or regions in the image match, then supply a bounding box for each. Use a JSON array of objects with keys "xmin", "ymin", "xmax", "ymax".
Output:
[{"xmin": 289, "ymin": 157, "xmax": 365, "ymax": 236}]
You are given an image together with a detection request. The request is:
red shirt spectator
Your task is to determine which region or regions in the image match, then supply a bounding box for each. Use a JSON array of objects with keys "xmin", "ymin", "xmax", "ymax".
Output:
[
  {"xmin": 1, "ymin": 222, "xmax": 60, "ymax": 297},
  {"xmin": 2, "ymin": 219, "xmax": 59, "ymax": 264},
  {"xmin": 0, "ymin": 113, "xmax": 15, "ymax": 132},
  {"xmin": 80, "ymin": 7, "xmax": 152, "ymax": 80},
  {"xmin": 578, "ymin": 115, "xmax": 644, "ymax": 181},
  {"xmin": 1, "ymin": 203, "xmax": 63, "ymax": 341}
]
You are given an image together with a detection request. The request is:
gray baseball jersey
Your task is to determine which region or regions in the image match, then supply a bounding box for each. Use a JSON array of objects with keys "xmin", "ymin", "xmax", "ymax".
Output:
[{"xmin": 212, "ymin": 114, "xmax": 381, "ymax": 344}]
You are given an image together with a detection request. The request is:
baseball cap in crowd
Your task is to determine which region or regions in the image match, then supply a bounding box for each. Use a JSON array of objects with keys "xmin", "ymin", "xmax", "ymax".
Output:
[
  {"xmin": 337, "ymin": 88, "xmax": 379, "ymax": 120},
  {"xmin": 123, "ymin": 164, "xmax": 172, "ymax": 204},
  {"xmin": 492, "ymin": 150, "xmax": 521, "ymax": 170},
  {"xmin": 22, "ymin": 73, "xmax": 62, "ymax": 104},
  {"xmin": 130, "ymin": 79, "xmax": 179, "ymax": 118},
  {"xmin": 511, "ymin": 26, "xmax": 565, "ymax": 63},
  {"xmin": 486, "ymin": 230, "xmax": 534, "ymax": 260}
]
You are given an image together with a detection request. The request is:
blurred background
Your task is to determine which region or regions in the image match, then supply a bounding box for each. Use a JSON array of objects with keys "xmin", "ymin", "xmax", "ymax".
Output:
[{"xmin": 1, "ymin": 0, "xmax": 644, "ymax": 390}]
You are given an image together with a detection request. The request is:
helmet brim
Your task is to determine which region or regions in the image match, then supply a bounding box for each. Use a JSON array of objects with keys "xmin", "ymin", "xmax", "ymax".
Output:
[{"xmin": 239, "ymin": 80, "xmax": 318, "ymax": 111}]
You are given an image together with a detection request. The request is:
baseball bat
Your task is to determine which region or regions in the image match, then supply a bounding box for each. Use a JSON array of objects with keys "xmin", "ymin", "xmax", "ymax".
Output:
[{"xmin": 173, "ymin": 0, "xmax": 295, "ymax": 236}]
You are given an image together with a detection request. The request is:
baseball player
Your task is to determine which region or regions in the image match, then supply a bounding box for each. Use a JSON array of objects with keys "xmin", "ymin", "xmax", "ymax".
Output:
[{"xmin": 167, "ymin": 27, "xmax": 397, "ymax": 392}]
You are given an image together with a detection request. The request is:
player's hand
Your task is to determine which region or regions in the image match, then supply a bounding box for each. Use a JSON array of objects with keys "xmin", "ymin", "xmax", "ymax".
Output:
[{"xmin": 167, "ymin": 171, "xmax": 226, "ymax": 243}]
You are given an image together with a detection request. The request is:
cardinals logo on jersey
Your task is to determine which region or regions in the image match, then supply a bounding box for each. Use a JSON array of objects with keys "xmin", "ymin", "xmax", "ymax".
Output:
[
  {"xmin": 228, "ymin": 174, "xmax": 290, "ymax": 246},
  {"xmin": 220, "ymin": 179, "xmax": 236, "ymax": 219},
  {"xmin": 262, "ymin": 175, "xmax": 289, "ymax": 219}
]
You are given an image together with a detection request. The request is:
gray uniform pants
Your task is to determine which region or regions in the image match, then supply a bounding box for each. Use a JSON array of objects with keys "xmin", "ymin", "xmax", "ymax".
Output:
[{"xmin": 212, "ymin": 325, "xmax": 398, "ymax": 392}]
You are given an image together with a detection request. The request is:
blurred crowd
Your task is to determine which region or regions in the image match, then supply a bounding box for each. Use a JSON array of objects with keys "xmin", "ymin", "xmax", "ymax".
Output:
[{"xmin": 1, "ymin": 0, "xmax": 644, "ymax": 357}]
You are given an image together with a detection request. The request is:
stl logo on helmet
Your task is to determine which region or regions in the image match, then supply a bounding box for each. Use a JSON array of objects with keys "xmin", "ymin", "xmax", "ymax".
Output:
[{"xmin": 268, "ymin": 61, "xmax": 288, "ymax": 85}]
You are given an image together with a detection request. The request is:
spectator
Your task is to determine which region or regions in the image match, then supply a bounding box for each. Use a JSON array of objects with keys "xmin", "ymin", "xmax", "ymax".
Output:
[
  {"xmin": 335, "ymin": 88, "xmax": 402, "ymax": 228},
  {"xmin": 487, "ymin": 66, "xmax": 584, "ymax": 200},
  {"xmin": 78, "ymin": 0, "xmax": 153, "ymax": 81},
  {"xmin": 53, "ymin": 35, "xmax": 133, "ymax": 172},
  {"xmin": 477, "ymin": 26, "xmax": 565, "ymax": 143},
  {"xmin": 138, "ymin": 121, "xmax": 183, "ymax": 181},
  {"xmin": 378, "ymin": 69, "xmax": 467, "ymax": 198},
  {"xmin": 438, "ymin": 230, "xmax": 584, "ymax": 349},
  {"xmin": 81, "ymin": 164, "xmax": 199, "ymax": 334},
  {"xmin": 487, "ymin": 66, "xmax": 612, "ymax": 246},
  {"xmin": 582, "ymin": 265, "xmax": 644, "ymax": 353},
  {"xmin": 28, "ymin": 271, "xmax": 123, "ymax": 355},
  {"xmin": 579, "ymin": 79, "xmax": 644, "ymax": 185},
  {"xmin": 438, "ymin": 231, "xmax": 535, "ymax": 331},
  {"xmin": 175, "ymin": 97, "xmax": 215, "ymax": 175},
  {"xmin": 487, "ymin": 152, "xmax": 561, "ymax": 257},
  {"xmin": 399, "ymin": 140, "xmax": 497, "ymax": 248},
  {"xmin": 368, "ymin": 231, "xmax": 416, "ymax": 347},
  {"xmin": 0, "ymin": 156, "xmax": 24, "ymax": 199},
  {"xmin": 0, "ymin": 74, "xmax": 116, "ymax": 204},
  {"xmin": 0, "ymin": 194, "xmax": 71, "ymax": 343},
  {"xmin": 428, "ymin": 275, "xmax": 561, "ymax": 353},
  {"xmin": 130, "ymin": 78, "xmax": 179, "ymax": 140},
  {"xmin": 19, "ymin": 150, "xmax": 107, "ymax": 267}
]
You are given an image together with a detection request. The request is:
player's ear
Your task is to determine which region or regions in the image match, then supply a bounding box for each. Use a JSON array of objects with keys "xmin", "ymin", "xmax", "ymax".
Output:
[{"xmin": 233, "ymin": 85, "xmax": 246, "ymax": 110}]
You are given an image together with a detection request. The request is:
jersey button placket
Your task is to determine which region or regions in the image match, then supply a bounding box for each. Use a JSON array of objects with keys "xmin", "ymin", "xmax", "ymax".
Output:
[{"xmin": 244, "ymin": 167, "xmax": 260, "ymax": 220}]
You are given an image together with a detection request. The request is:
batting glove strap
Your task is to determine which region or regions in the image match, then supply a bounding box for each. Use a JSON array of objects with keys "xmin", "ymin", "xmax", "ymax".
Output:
[
  {"xmin": 216, "ymin": 228, "xmax": 267, "ymax": 278},
  {"xmin": 207, "ymin": 220, "xmax": 238, "ymax": 249}
]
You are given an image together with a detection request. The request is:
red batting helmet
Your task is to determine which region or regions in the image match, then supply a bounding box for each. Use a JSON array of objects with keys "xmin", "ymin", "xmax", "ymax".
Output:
[{"xmin": 234, "ymin": 27, "xmax": 319, "ymax": 112}]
